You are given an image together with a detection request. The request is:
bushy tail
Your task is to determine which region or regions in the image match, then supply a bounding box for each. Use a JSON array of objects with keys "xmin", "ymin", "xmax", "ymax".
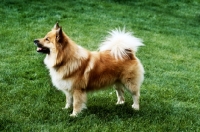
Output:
[{"xmin": 99, "ymin": 29, "xmax": 144, "ymax": 60}]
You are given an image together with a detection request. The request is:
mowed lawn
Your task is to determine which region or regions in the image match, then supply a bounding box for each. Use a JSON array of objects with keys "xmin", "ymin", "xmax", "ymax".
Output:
[{"xmin": 0, "ymin": 0, "xmax": 200, "ymax": 131}]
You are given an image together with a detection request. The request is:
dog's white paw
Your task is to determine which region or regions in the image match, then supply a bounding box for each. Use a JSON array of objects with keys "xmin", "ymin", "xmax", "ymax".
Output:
[
  {"xmin": 62, "ymin": 107, "xmax": 69, "ymax": 110},
  {"xmin": 132, "ymin": 104, "xmax": 139, "ymax": 110},
  {"xmin": 116, "ymin": 100, "xmax": 125, "ymax": 105},
  {"xmin": 62, "ymin": 104, "xmax": 71, "ymax": 109},
  {"xmin": 70, "ymin": 112, "xmax": 78, "ymax": 117}
]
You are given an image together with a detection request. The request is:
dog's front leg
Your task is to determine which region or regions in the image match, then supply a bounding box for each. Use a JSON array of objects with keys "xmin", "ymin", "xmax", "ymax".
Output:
[
  {"xmin": 62, "ymin": 90, "xmax": 73, "ymax": 109},
  {"xmin": 70, "ymin": 89, "xmax": 87, "ymax": 117}
]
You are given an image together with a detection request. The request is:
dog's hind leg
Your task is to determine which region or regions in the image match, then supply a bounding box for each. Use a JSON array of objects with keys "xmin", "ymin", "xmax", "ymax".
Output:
[
  {"xmin": 132, "ymin": 90, "xmax": 140, "ymax": 110},
  {"xmin": 62, "ymin": 90, "xmax": 73, "ymax": 109},
  {"xmin": 70, "ymin": 89, "xmax": 87, "ymax": 117},
  {"xmin": 122, "ymin": 73, "xmax": 143, "ymax": 111},
  {"xmin": 114, "ymin": 83, "xmax": 125, "ymax": 105},
  {"xmin": 124, "ymin": 82, "xmax": 140, "ymax": 110}
]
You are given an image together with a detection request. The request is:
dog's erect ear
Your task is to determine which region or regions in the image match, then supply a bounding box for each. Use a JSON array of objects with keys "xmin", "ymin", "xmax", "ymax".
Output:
[
  {"xmin": 56, "ymin": 27, "xmax": 63, "ymax": 43},
  {"xmin": 53, "ymin": 22, "xmax": 60, "ymax": 30}
]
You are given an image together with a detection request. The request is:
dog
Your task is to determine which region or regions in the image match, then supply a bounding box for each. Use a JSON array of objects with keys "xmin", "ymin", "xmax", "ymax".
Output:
[{"xmin": 34, "ymin": 23, "xmax": 144, "ymax": 117}]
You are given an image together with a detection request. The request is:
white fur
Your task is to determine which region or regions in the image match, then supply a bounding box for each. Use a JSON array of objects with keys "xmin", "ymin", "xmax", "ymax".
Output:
[
  {"xmin": 100, "ymin": 29, "xmax": 144, "ymax": 60},
  {"xmin": 44, "ymin": 56, "xmax": 75, "ymax": 91},
  {"xmin": 50, "ymin": 68, "xmax": 74, "ymax": 91},
  {"xmin": 44, "ymin": 53, "xmax": 57, "ymax": 68},
  {"xmin": 77, "ymin": 46, "xmax": 88, "ymax": 59},
  {"xmin": 62, "ymin": 90, "xmax": 73, "ymax": 109},
  {"xmin": 43, "ymin": 45, "xmax": 89, "ymax": 91}
]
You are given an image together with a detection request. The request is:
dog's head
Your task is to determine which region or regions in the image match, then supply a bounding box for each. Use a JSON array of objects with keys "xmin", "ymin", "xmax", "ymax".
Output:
[{"xmin": 34, "ymin": 22, "xmax": 66, "ymax": 54}]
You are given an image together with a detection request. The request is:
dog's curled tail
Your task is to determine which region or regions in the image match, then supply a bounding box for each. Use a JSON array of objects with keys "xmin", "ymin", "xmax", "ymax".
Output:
[{"xmin": 99, "ymin": 29, "xmax": 144, "ymax": 60}]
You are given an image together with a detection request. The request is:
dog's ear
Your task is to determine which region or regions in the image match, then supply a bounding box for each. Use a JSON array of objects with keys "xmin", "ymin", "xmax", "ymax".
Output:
[
  {"xmin": 56, "ymin": 27, "xmax": 63, "ymax": 43},
  {"xmin": 53, "ymin": 22, "xmax": 60, "ymax": 30}
]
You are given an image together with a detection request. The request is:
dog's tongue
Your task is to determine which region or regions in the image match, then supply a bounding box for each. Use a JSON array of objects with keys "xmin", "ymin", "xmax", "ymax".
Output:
[{"xmin": 37, "ymin": 47, "xmax": 42, "ymax": 51}]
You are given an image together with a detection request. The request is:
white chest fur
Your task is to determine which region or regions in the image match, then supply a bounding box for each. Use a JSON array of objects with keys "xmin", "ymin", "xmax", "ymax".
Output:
[
  {"xmin": 49, "ymin": 68, "xmax": 74, "ymax": 91},
  {"xmin": 44, "ymin": 55, "xmax": 74, "ymax": 91}
]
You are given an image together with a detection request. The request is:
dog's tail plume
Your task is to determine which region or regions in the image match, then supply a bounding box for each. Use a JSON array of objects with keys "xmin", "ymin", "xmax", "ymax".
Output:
[{"xmin": 99, "ymin": 29, "xmax": 144, "ymax": 60}]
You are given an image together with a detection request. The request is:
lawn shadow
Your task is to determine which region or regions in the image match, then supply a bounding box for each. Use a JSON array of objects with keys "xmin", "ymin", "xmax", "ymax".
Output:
[{"xmin": 76, "ymin": 96, "xmax": 174, "ymax": 122}]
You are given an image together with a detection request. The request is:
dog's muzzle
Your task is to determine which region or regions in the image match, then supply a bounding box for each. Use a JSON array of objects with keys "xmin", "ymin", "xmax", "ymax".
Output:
[{"xmin": 34, "ymin": 40, "xmax": 50, "ymax": 54}]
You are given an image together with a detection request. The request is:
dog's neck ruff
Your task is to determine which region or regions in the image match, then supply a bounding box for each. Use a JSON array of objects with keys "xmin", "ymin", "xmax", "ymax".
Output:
[{"xmin": 44, "ymin": 46, "xmax": 89, "ymax": 77}]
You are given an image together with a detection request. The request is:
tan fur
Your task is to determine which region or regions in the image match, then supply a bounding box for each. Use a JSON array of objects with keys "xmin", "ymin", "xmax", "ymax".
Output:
[{"xmin": 34, "ymin": 23, "xmax": 144, "ymax": 117}]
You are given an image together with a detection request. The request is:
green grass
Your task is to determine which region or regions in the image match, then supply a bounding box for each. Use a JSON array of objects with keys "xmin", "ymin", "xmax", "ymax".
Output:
[{"xmin": 1, "ymin": 0, "xmax": 200, "ymax": 131}]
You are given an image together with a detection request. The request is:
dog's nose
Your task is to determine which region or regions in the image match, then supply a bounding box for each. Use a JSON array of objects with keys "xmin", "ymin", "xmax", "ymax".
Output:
[{"xmin": 34, "ymin": 40, "xmax": 39, "ymax": 44}]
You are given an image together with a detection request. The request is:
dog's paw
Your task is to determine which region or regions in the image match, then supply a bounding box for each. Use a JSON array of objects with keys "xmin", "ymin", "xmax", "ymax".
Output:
[
  {"xmin": 132, "ymin": 104, "xmax": 139, "ymax": 110},
  {"xmin": 62, "ymin": 107, "xmax": 69, "ymax": 110},
  {"xmin": 62, "ymin": 106, "xmax": 70, "ymax": 110},
  {"xmin": 116, "ymin": 100, "xmax": 125, "ymax": 105},
  {"xmin": 70, "ymin": 112, "xmax": 78, "ymax": 117},
  {"xmin": 62, "ymin": 104, "xmax": 71, "ymax": 109}
]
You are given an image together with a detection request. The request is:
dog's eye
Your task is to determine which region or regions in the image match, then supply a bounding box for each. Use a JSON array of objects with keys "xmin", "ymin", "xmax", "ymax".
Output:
[{"xmin": 46, "ymin": 38, "xmax": 49, "ymax": 41}]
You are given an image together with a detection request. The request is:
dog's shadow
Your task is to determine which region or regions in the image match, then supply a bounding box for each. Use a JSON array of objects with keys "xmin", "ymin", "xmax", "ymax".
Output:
[
  {"xmin": 78, "ymin": 97, "xmax": 142, "ymax": 121},
  {"xmin": 87, "ymin": 104, "xmax": 139, "ymax": 118}
]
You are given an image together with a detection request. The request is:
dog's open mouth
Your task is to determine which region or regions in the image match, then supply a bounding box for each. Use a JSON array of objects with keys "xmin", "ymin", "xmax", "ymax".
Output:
[
  {"xmin": 34, "ymin": 40, "xmax": 50, "ymax": 54},
  {"xmin": 36, "ymin": 47, "xmax": 50, "ymax": 54}
]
